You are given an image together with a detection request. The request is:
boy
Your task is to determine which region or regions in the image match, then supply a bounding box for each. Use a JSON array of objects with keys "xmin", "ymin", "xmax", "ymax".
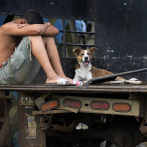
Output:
[{"xmin": 0, "ymin": 9, "xmax": 82, "ymax": 86}]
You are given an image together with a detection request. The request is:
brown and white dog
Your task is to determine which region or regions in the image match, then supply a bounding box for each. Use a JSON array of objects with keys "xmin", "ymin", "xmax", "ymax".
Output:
[{"xmin": 73, "ymin": 47, "xmax": 142, "ymax": 84}]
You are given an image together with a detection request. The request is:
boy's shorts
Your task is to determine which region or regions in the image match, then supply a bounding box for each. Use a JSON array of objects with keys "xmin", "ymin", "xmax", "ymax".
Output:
[{"xmin": 0, "ymin": 36, "xmax": 41, "ymax": 85}]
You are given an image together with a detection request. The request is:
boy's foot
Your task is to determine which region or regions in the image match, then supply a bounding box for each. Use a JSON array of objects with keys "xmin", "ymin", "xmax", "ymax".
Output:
[
  {"xmin": 61, "ymin": 76, "xmax": 84, "ymax": 86},
  {"xmin": 46, "ymin": 76, "xmax": 83, "ymax": 86},
  {"xmin": 46, "ymin": 78, "xmax": 75, "ymax": 86}
]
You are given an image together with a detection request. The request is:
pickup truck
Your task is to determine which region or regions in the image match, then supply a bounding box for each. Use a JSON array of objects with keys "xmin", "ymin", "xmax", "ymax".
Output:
[{"xmin": 0, "ymin": 0, "xmax": 147, "ymax": 147}]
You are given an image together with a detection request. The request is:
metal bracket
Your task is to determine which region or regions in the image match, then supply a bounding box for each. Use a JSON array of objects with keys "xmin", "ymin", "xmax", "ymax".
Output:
[
  {"xmin": 39, "ymin": 115, "xmax": 55, "ymax": 131},
  {"xmin": 139, "ymin": 119, "xmax": 147, "ymax": 134}
]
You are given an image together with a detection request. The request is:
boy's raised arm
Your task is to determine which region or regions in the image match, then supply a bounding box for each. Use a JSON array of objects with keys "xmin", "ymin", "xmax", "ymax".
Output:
[
  {"xmin": 1, "ymin": 22, "xmax": 50, "ymax": 36},
  {"xmin": 42, "ymin": 23, "xmax": 59, "ymax": 37}
]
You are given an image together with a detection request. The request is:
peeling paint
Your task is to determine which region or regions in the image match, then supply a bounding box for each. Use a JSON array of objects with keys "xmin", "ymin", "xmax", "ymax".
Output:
[
  {"xmin": 26, "ymin": 116, "xmax": 37, "ymax": 139},
  {"xmin": 127, "ymin": 55, "xmax": 132, "ymax": 59},
  {"xmin": 102, "ymin": 55, "xmax": 107, "ymax": 59},
  {"xmin": 143, "ymin": 56, "xmax": 147, "ymax": 59},
  {"xmin": 50, "ymin": 2, "xmax": 55, "ymax": 5},
  {"xmin": 107, "ymin": 50, "xmax": 114, "ymax": 53},
  {"xmin": 112, "ymin": 57, "xmax": 120, "ymax": 59}
]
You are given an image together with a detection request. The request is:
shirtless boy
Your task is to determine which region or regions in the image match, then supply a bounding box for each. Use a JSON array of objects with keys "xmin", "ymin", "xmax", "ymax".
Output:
[{"xmin": 0, "ymin": 9, "xmax": 82, "ymax": 86}]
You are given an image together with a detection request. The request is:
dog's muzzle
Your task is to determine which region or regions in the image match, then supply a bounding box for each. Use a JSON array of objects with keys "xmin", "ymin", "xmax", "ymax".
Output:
[
  {"xmin": 83, "ymin": 61, "xmax": 89, "ymax": 66},
  {"xmin": 82, "ymin": 57, "xmax": 89, "ymax": 66}
]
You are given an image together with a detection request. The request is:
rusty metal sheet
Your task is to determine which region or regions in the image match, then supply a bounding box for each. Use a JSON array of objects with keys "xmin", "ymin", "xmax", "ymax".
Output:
[
  {"xmin": 0, "ymin": 91, "xmax": 6, "ymax": 98},
  {"xmin": 0, "ymin": 91, "xmax": 12, "ymax": 146},
  {"xmin": 19, "ymin": 92, "xmax": 34, "ymax": 106},
  {"xmin": 27, "ymin": 116, "xmax": 37, "ymax": 139},
  {"xmin": 18, "ymin": 92, "xmax": 46, "ymax": 147}
]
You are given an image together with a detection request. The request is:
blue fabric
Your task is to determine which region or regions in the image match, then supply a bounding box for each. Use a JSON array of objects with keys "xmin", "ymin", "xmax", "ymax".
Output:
[
  {"xmin": 0, "ymin": 15, "xmax": 7, "ymax": 26},
  {"xmin": 75, "ymin": 20, "xmax": 86, "ymax": 32},
  {"xmin": 12, "ymin": 92, "xmax": 18, "ymax": 100},
  {"xmin": 43, "ymin": 18, "xmax": 68, "ymax": 43},
  {"xmin": 13, "ymin": 132, "xmax": 19, "ymax": 147},
  {"xmin": 43, "ymin": 18, "xmax": 50, "ymax": 22},
  {"xmin": 54, "ymin": 19, "xmax": 68, "ymax": 43}
]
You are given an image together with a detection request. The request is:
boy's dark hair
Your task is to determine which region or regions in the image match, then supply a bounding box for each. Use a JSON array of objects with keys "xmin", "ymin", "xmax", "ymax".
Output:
[{"xmin": 20, "ymin": 9, "xmax": 44, "ymax": 24}]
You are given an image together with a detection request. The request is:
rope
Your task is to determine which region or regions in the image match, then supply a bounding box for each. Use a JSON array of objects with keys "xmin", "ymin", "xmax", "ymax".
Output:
[
  {"xmin": 9, "ymin": 60, "xmax": 13, "ymax": 78},
  {"xmin": 27, "ymin": 37, "xmax": 32, "ymax": 61}
]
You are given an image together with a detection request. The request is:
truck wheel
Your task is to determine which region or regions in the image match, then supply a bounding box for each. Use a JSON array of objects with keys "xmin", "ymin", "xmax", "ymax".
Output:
[{"xmin": 113, "ymin": 124, "xmax": 143, "ymax": 147}]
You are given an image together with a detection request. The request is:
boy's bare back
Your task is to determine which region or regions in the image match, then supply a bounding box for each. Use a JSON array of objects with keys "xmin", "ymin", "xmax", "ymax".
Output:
[{"xmin": 0, "ymin": 21, "xmax": 19, "ymax": 67}]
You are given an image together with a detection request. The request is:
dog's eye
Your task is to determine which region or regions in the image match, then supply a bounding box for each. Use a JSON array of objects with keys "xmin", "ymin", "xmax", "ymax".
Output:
[
  {"xmin": 81, "ymin": 54, "xmax": 84, "ymax": 56},
  {"xmin": 87, "ymin": 53, "xmax": 90, "ymax": 55}
]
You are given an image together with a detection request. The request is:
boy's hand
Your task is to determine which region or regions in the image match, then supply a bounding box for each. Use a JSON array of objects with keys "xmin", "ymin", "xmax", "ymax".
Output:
[
  {"xmin": 17, "ymin": 24, "xmax": 27, "ymax": 29},
  {"xmin": 44, "ymin": 22, "xmax": 52, "ymax": 27}
]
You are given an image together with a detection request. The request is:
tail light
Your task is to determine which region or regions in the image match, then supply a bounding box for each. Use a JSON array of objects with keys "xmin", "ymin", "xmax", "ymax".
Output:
[
  {"xmin": 41, "ymin": 99, "xmax": 59, "ymax": 111},
  {"xmin": 63, "ymin": 99, "xmax": 82, "ymax": 109},
  {"xmin": 113, "ymin": 103, "xmax": 131, "ymax": 112},
  {"xmin": 91, "ymin": 101, "xmax": 109, "ymax": 110}
]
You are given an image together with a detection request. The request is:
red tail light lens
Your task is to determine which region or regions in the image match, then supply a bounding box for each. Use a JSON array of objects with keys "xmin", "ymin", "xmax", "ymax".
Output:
[
  {"xmin": 41, "ymin": 99, "xmax": 59, "ymax": 111},
  {"xmin": 64, "ymin": 99, "xmax": 82, "ymax": 109},
  {"xmin": 91, "ymin": 101, "xmax": 109, "ymax": 110}
]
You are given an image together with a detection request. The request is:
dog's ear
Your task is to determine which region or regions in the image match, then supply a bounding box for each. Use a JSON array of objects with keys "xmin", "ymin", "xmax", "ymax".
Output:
[
  {"xmin": 89, "ymin": 47, "xmax": 98, "ymax": 55},
  {"xmin": 73, "ymin": 48, "xmax": 81, "ymax": 56}
]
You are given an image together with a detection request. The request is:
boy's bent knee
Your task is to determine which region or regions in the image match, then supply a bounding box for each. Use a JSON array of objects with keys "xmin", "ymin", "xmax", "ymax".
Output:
[
  {"xmin": 42, "ymin": 36, "xmax": 55, "ymax": 44},
  {"xmin": 28, "ymin": 36, "xmax": 43, "ymax": 41}
]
